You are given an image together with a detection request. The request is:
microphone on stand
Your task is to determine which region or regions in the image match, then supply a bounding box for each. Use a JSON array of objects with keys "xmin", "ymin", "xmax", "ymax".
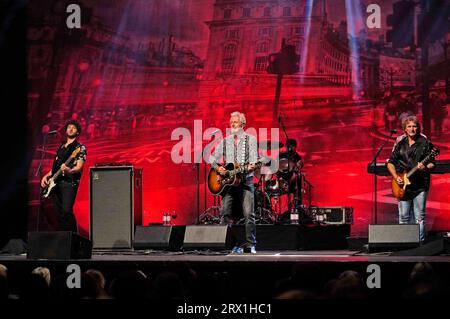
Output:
[
  {"xmin": 46, "ymin": 130, "xmax": 58, "ymax": 135},
  {"xmin": 389, "ymin": 129, "xmax": 397, "ymax": 134},
  {"xmin": 210, "ymin": 129, "xmax": 220, "ymax": 135}
]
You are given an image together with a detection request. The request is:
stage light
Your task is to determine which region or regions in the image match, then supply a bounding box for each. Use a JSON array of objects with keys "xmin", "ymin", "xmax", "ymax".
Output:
[{"xmin": 345, "ymin": 0, "xmax": 363, "ymax": 99}]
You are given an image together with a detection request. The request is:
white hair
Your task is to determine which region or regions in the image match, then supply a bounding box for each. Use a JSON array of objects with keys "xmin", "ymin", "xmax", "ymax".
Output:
[{"xmin": 230, "ymin": 111, "xmax": 246, "ymax": 127}]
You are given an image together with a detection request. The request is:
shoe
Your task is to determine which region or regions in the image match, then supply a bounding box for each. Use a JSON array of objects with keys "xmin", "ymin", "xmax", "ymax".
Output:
[
  {"xmin": 231, "ymin": 246, "xmax": 243, "ymax": 254},
  {"xmin": 244, "ymin": 245, "xmax": 257, "ymax": 254}
]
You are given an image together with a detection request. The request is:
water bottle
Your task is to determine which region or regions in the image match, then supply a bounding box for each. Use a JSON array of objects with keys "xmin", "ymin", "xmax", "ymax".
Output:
[
  {"xmin": 290, "ymin": 208, "xmax": 299, "ymax": 225},
  {"xmin": 167, "ymin": 211, "xmax": 172, "ymax": 225},
  {"xmin": 163, "ymin": 211, "xmax": 168, "ymax": 226}
]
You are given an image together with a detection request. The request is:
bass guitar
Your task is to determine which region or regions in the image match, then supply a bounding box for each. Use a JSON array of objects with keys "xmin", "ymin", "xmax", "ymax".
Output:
[
  {"xmin": 208, "ymin": 162, "xmax": 262, "ymax": 195},
  {"xmin": 41, "ymin": 147, "xmax": 81, "ymax": 198},
  {"xmin": 391, "ymin": 146, "xmax": 440, "ymax": 199}
]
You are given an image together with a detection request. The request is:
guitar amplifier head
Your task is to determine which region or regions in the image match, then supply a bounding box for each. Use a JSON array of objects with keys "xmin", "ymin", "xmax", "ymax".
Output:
[{"xmin": 309, "ymin": 206, "xmax": 353, "ymax": 224}]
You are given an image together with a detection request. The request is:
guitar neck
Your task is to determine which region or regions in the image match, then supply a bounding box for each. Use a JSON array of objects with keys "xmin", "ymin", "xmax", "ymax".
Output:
[
  {"xmin": 52, "ymin": 154, "xmax": 76, "ymax": 179},
  {"xmin": 406, "ymin": 166, "xmax": 419, "ymax": 178},
  {"xmin": 234, "ymin": 162, "xmax": 262, "ymax": 174},
  {"xmin": 406, "ymin": 156, "xmax": 433, "ymax": 178}
]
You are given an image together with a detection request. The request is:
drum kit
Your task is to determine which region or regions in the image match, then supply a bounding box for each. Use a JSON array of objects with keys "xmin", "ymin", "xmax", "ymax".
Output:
[{"xmin": 253, "ymin": 148, "xmax": 304, "ymax": 224}]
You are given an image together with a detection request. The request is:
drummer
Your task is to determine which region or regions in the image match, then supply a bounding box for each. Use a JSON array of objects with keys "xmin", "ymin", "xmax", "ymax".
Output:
[
  {"xmin": 278, "ymin": 138, "xmax": 303, "ymax": 194},
  {"xmin": 282, "ymin": 138, "xmax": 303, "ymax": 172}
]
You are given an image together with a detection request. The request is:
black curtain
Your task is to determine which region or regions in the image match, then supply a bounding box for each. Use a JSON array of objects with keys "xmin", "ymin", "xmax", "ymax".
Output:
[{"xmin": 0, "ymin": 0, "xmax": 28, "ymax": 248}]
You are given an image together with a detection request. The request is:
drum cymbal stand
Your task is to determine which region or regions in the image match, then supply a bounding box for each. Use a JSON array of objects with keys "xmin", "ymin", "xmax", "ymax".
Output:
[
  {"xmin": 263, "ymin": 177, "xmax": 276, "ymax": 223},
  {"xmin": 255, "ymin": 176, "xmax": 275, "ymax": 224},
  {"xmin": 199, "ymin": 195, "xmax": 221, "ymax": 224},
  {"xmin": 256, "ymin": 205, "xmax": 275, "ymax": 224}
]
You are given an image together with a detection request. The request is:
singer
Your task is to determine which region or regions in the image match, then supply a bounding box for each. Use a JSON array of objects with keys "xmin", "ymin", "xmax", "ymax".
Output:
[
  {"xmin": 40, "ymin": 120, "xmax": 87, "ymax": 233},
  {"xmin": 209, "ymin": 111, "xmax": 258, "ymax": 253},
  {"xmin": 387, "ymin": 116, "xmax": 435, "ymax": 242}
]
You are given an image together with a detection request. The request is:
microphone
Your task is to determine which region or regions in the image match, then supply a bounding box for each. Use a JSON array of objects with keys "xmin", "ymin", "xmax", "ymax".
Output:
[
  {"xmin": 210, "ymin": 129, "xmax": 220, "ymax": 135},
  {"xmin": 390, "ymin": 129, "xmax": 397, "ymax": 134},
  {"xmin": 46, "ymin": 130, "xmax": 58, "ymax": 135}
]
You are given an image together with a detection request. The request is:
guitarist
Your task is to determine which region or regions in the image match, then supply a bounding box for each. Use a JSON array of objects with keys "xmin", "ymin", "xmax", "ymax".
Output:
[
  {"xmin": 387, "ymin": 116, "xmax": 435, "ymax": 242},
  {"xmin": 40, "ymin": 120, "xmax": 87, "ymax": 233},
  {"xmin": 210, "ymin": 112, "xmax": 258, "ymax": 253}
]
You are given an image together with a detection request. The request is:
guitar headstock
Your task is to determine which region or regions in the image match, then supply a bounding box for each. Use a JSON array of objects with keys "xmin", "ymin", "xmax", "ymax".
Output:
[
  {"xmin": 71, "ymin": 147, "xmax": 81, "ymax": 158},
  {"xmin": 430, "ymin": 147, "xmax": 440, "ymax": 159}
]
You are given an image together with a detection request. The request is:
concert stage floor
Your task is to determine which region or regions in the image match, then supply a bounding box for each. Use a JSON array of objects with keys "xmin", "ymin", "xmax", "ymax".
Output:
[
  {"xmin": 2, "ymin": 248, "xmax": 450, "ymax": 263},
  {"xmin": 2, "ymin": 223, "xmax": 450, "ymax": 299},
  {"xmin": 2, "ymin": 248, "xmax": 450, "ymax": 300}
]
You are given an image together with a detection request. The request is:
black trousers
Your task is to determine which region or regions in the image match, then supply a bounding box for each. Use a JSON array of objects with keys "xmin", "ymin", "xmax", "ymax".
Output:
[{"xmin": 51, "ymin": 180, "xmax": 79, "ymax": 233}]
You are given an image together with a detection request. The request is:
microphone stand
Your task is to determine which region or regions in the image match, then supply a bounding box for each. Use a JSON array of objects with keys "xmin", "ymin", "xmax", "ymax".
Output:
[
  {"xmin": 278, "ymin": 113, "xmax": 289, "ymax": 145},
  {"xmin": 199, "ymin": 131, "xmax": 221, "ymax": 224},
  {"xmin": 194, "ymin": 162, "xmax": 200, "ymax": 224},
  {"xmin": 370, "ymin": 130, "xmax": 395, "ymax": 224},
  {"xmin": 278, "ymin": 113, "xmax": 294, "ymax": 218},
  {"xmin": 34, "ymin": 133, "xmax": 51, "ymax": 231}
]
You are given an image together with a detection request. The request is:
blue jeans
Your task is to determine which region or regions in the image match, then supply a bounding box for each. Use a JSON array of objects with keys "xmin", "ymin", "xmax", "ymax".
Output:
[
  {"xmin": 221, "ymin": 180, "xmax": 256, "ymax": 247},
  {"xmin": 398, "ymin": 191, "xmax": 427, "ymax": 242}
]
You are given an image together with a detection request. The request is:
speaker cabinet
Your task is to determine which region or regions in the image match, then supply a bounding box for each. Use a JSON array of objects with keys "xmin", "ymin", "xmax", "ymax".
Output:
[
  {"xmin": 27, "ymin": 231, "xmax": 92, "ymax": 259},
  {"xmin": 133, "ymin": 226, "xmax": 185, "ymax": 251},
  {"xmin": 368, "ymin": 224, "xmax": 420, "ymax": 252},
  {"xmin": 183, "ymin": 226, "xmax": 230, "ymax": 250},
  {"xmin": 392, "ymin": 237, "xmax": 450, "ymax": 256},
  {"xmin": 90, "ymin": 166, "xmax": 142, "ymax": 249}
]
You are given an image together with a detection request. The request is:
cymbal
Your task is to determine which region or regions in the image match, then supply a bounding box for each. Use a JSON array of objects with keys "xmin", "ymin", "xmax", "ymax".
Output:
[
  {"xmin": 258, "ymin": 140, "xmax": 284, "ymax": 149},
  {"xmin": 257, "ymin": 155, "xmax": 273, "ymax": 165}
]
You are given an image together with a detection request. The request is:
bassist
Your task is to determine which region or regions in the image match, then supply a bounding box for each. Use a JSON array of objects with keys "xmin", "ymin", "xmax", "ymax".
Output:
[
  {"xmin": 40, "ymin": 120, "xmax": 87, "ymax": 233},
  {"xmin": 209, "ymin": 112, "xmax": 258, "ymax": 253},
  {"xmin": 387, "ymin": 116, "xmax": 435, "ymax": 242}
]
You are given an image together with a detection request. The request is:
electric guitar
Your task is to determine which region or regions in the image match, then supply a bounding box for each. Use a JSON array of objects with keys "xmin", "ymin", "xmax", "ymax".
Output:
[
  {"xmin": 41, "ymin": 147, "xmax": 81, "ymax": 199},
  {"xmin": 391, "ymin": 146, "xmax": 440, "ymax": 199},
  {"xmin": 208, "ymin": 162, "xmax": 262, "ymax": 195}
]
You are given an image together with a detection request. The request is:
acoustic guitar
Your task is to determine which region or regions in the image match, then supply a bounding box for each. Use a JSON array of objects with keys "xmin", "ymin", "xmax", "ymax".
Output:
[
  {"xmin": 391, "ymin": 146, "xmax": 440, "ymax": 199},
  {"xmin": 208, "ymin": 162, "xmax": 262, "ymax": 195}
]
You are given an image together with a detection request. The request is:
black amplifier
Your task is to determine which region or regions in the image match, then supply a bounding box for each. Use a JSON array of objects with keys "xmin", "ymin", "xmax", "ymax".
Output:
[{"xmin": 309, "ymin": 206, "xmax": 353, "ymax": 224}]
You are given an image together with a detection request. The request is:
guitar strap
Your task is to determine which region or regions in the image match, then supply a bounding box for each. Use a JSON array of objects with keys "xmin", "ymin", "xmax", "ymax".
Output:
[
  {"xmin": 222, "ymin": 139, "xmax": 226, "ymax": 164},
  {"xmin": 245, "ymin": 135, "xmax": 249, "ymax": 164},
  {"xmin": 62, "ymin": 141, "xmax": 79, "ymax": 163},
  {"xmin": 54, "ymin": 142, "xmax": 75, "ymax": 170}
]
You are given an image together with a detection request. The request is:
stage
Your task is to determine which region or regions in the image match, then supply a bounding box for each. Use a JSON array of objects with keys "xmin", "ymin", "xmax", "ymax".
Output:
[
  {"xmin": 2, "ymin": 223, "xmax": 450, "ymax": 299},
  {"xmin": 2, "ymin": 248, "xmax": 450, "ymax": 299}
]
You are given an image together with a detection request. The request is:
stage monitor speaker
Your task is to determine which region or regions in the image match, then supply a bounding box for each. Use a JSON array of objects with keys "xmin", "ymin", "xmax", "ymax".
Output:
[
  {"xmin": 391, "ymin": 237, "xmax": 450, "ymax": 256},
  {"xmin": 183, "ymin": 226, "xmax": 230, "ymax": 250},
  {"xmin": 27, "ymin": 231, "xmax": 92, "ymax": 259},
  {"xmin": 133, "ymin": 226, "xmax": 185, "ymax": 251},
  {"xmin": 368, "ymin": 224, "xmax": 420, "ymax": 252},
  {"xmin": 90, "ymin": 166, "xmax": 142, "ymax": 249}
]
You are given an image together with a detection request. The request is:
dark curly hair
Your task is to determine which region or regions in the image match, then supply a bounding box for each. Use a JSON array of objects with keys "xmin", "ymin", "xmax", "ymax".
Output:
[{"xmin": 64, "ymin": 119, "xmax": 82, "ymax": 135}]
